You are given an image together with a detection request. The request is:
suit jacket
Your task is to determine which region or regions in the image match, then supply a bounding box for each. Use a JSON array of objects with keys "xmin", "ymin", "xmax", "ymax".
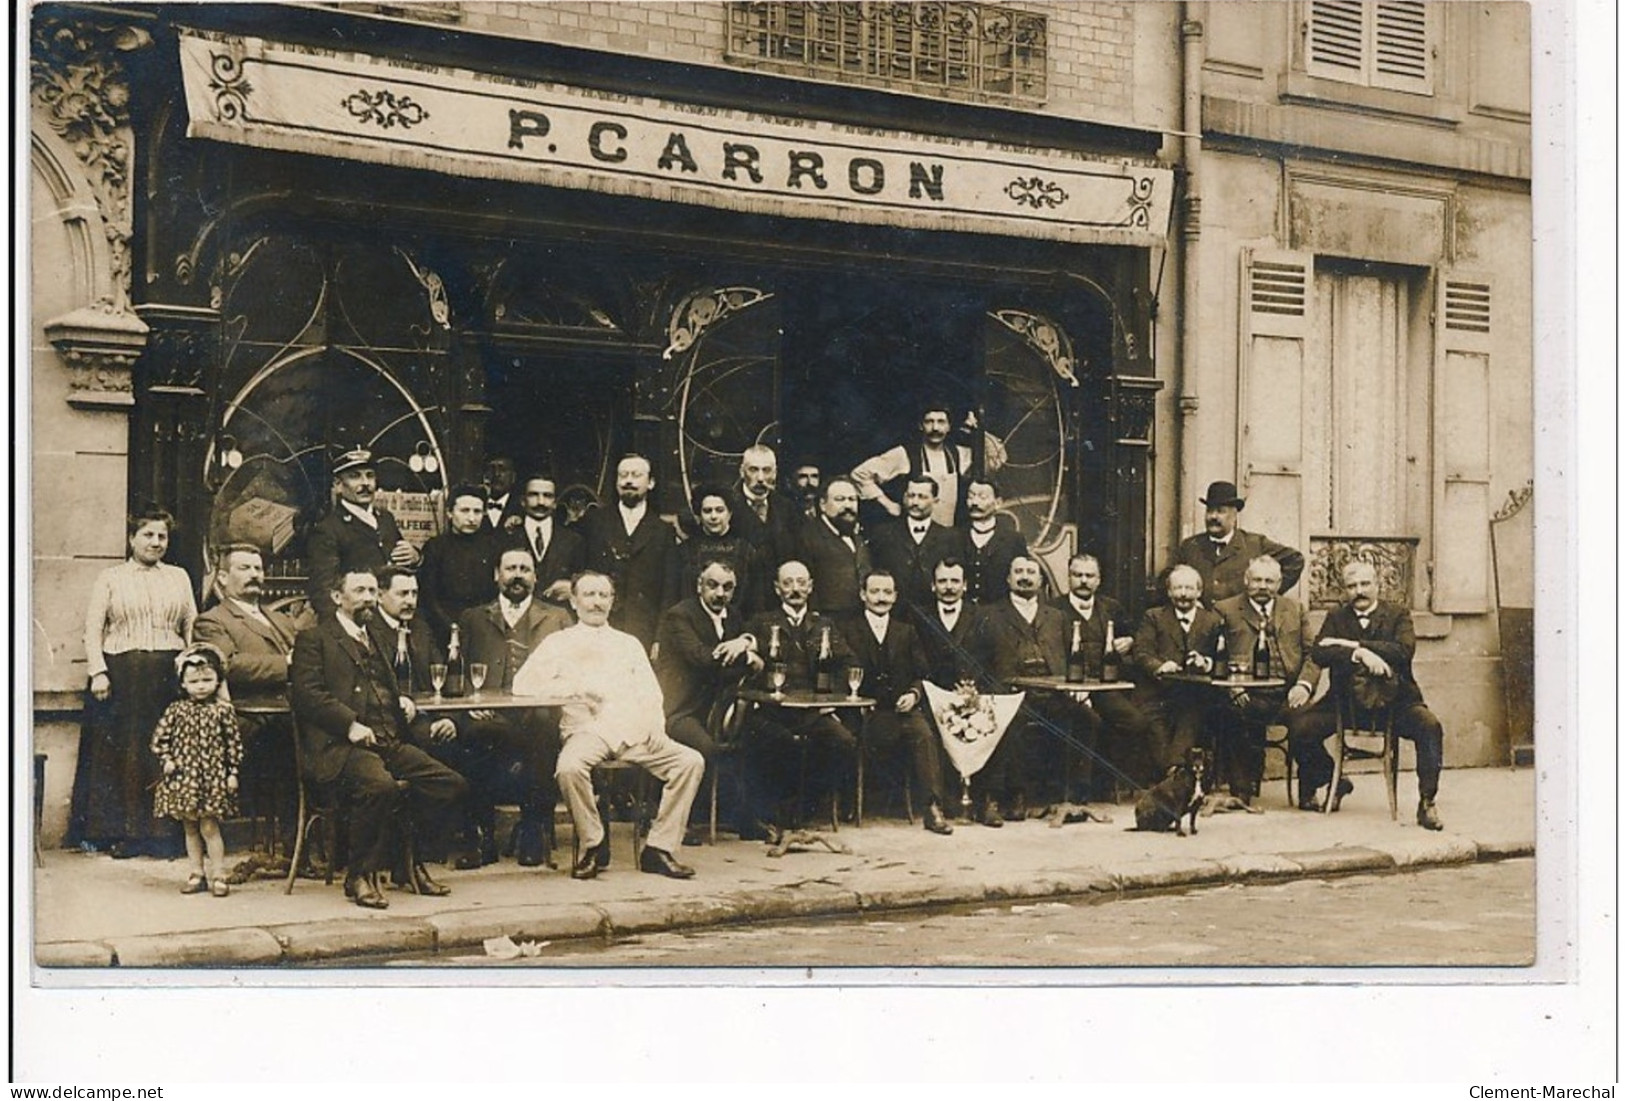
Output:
[
  {"xmin": 960, "ymin": 519, "xmax": 1030, "ymax": 605},
  {"xmin": 912, "ymin": 601, "xmax": 986, "ymax": 688},
  {"xmin": 581, "ymin": 504, "xmax": 679, "ymax": 648},
  {"xmin": 1214, "ymin": 593, "xmax": 1321, "ymax": 691},
  {"xmin": 305, "ymin": 505, "xmax": 409, "ymax": 615},
  {"xmin": 291, "ymin": 617, "xmax": 410, "ymax": 785},
  {"xmin": 795, "ymin": 516, "xmax": 872, "ymax": 617},
  {"xmin": 1311, "ymin": 600, "xmax": 1425, "ymax": 709},
  {"xmin": 416, "ymin": 529, "xmax": 499, "ymax": 647},
  {"xmin": 499, "ymin": 517, "xmax": 587, "ymax": 600},
  {"xmin": 744, "ymin": 606, "xmax": 854, "ymax": 693},
  {"xmin": 1049, "ymin": 593, "xmax": 1133, "ymax": 681},
  {"xmin": 654, "ymin": 597, "xmax": 753, "ymax": 726},
  {"xmin": 868, "ymin": 519, "xmax": 966, "ymax": 618},
  {"xmin": 194, "ymin": 598, "xmax": 304, "ymax": 699},
  {"xmin": 970, "ymin": 599, "xmax": 1069, "ymax": 691},
  {"xmin": 1173, "ymin": 527, "xmax": 1305, "ymax": 604},
  {"xmin": 727, "ymin": 487, "xmax": 800, "ymax": 567},
  {"xmin": 367, "ymin": 614, "xmax": 444, "ymax": 698},
  {"xmin": 457, "ymin": 597, "xmax": 571, "ymax": 693},
  {"xmin": 1133, "ymin": 604, "xmax": 1226, "ymax": 682},
  {"xmin": 840, "ymin": 613, "xmax": 929, "ymax": 710}
]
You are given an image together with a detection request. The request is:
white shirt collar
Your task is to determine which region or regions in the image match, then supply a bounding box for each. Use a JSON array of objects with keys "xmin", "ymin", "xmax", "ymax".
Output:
[
  {"xmin": 1070, "ymin": 593, "xmax": 1096, "ymax": 617},
  {"xmin": 340, "ymin": 499, "xmax": 377, "ymax": 528},
  {"xmin": 1211, "ymin": 531, "xmax": 1234, "ymax": 547},
  {"xmin": 781, "ymin": 604, "xmax": 805, "ymax": 627},
  {"xmin": 231, "ymin": 597, "xmax": 268, "ymax": 620},
  {"xmin": 527, "ymin": 515, "xmax": 553, "ymax": 538},
  {"xmin": 704, "ymin": 605, "xmax": 728, "ymax": 633},
  {"xmin": 337, "ymin": 610, "xmax": 371, "ymax": 644},
  {"xmin": 619, "ymin": 500, "xmax": 647, "ymax": 532},
  {"xmin": 378, "ymin": 610, "xmax": 405, "ymax": 633},
  {"xmin": 864, "ymin": 610, "xmax": 890, "ymax": 639},
  {"xmin": 938, "ymin": 602, "xmax": 961, "ymax": 621},
  {"xmin": 1010, "ymin": 593, "xmax": 1039, "ymax": 623},
  {"xmin": 502, "ymin": 595, "xmax": 532, "ymax": 626},
  {"xmin": 1252, "ymin": 600, "xmax": 1273, "ymax": 620}
]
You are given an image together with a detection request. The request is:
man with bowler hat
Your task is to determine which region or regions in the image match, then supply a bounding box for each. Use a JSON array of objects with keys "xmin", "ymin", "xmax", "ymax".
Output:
[{"xmin": 1173, "ymin": 480, "xmax": 1304, "ymax": 605}]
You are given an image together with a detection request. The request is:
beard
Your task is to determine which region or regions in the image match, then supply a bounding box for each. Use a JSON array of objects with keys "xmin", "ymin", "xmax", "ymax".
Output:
[
  {"xmin": 827, "ymin": 511, "xmax": 857, "ymax": 535},
  {"xmin": 503, "ymin": 580, "xmax": 534, "ymax": 602}
]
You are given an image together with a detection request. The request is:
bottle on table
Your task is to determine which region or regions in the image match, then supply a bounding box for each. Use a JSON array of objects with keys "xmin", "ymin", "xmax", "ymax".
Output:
[
  {"xmin": 1065, "ymin": 620, "xmax": 1087, "ymax": 684},
  {"xmin": 1211, "ymin": 629, "xmax": 1227, "ymax": 680},
  {"xmin": 1101, "ymin": 620, "xmax": 1121, "ymax": 682},
  {"xmin": 814, "ymin": 624, "xmax": 834, "ymax": 694},
  {"xmin": 393, "ymin": 625, "xmax": 414, "ymax": 694},
  {"xmin": 445, "ymin": 622, "xmax": 467, "ymax": 697},
  {"xmin": 1252, "ymin": 624, "xmax": 1272, "ymax": 680}
]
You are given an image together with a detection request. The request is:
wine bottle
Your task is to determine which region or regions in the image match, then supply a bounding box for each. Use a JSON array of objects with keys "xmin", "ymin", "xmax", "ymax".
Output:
[
  {"xmin": 1065, "ymin": 620, "xmax": 1086, "ymax": 683},
  {"xmin": 1102, "ymin": 620, "xmax": 1121, "ymax": 682},
  {"xmin": 445, "ymin": 623, "xmax": 467, "ymax": 697},
  {"xmin": 767, "ymin": 623, "xmax": 782, "ymax": 661},
  {"xmin": 1212, "ymin": 627, "xmax": 1227, "ymax": 680},
  {"xmin": 814, "ymin": 624, "xmax": 833, "ymax": 694},
  {"xmin": 1252, "ymin": 623, "xmax": 1271, "ymax": 680},
  {"xmin": 393, "ymin": 626, "xmax": 414, "ymax": 694}
]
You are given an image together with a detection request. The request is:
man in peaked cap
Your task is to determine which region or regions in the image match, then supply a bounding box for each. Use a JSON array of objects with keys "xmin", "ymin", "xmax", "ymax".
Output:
[
  {"xmin": 306, "ymin": 447, "xmax": 422, "ymax": 617},
  {"xmin": 1172, "ymin": 479, "xmax": 1304, "ymax": 606}
]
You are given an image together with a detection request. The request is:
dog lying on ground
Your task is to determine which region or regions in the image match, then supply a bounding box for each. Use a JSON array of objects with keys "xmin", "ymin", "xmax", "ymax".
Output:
[
  {"xmin": 1131, "ymin": 747, "xmax": 1210, "ymax": 836},
  {"xmin": 1199, "ymin": 792, "xmax": 1265, "ymax": 817},
  {"xmin": 1042, "ymin": 802, "xmax": 1115, "ymax": 827}
]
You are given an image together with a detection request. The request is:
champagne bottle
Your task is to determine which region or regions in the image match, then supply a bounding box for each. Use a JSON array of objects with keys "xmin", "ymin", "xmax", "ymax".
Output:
[
  {"xmin": 1252, "ymin": 623, "xmax": 1272, "ymax": 680},
  {"xmin": 815, "ymin": 624, "xmax": 833, "ymax": 694},
  {"xmin": 445, "ymin": 623, "xmax": 467, "ymax": 697},
  {"xmin": 1102, "ymin": 620, "xmax": 1121, "ymax": 682},
  {"xmin": 767, "ymin": 623, "xmax": 783, "ymax": 662},
  {"xmin": 1212, "ymin": 627, "xmax": 1227, "ymax": 680},
  {"xmin": 393, "ymin": 626, "xmax": 414, "ymax": 694},
  {"xmin": 1065, "ymin": 620, "xmax": 1086, "ymax": 683}
]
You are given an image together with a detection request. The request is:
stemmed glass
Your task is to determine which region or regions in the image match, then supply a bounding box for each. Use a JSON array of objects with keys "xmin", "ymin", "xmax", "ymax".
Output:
[
  {"xmin": 769, "ymin": 663, "xmax": 787, "ymax": 701},
  {"xmin": 429, "ymin": 663, "xmax": 448, "ymax": 701},
  {"xmin": 468, "ymin": 662, "xmax": 488, "ymax": 700},
  {"xmin": 846, "ymin": 665, "xmax": 864, "ymax": 700}
]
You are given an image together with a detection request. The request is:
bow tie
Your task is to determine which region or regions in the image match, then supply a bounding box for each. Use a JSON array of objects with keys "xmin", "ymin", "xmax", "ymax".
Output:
[{"xmin": 911, "ymin": 524, "xmax": 929, "ymax": 538}]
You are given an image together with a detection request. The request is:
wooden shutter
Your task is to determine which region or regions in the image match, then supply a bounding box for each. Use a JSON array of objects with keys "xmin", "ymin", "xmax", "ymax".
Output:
[
  {"xmin": 1371, "ymin": 1, "xmax": 1433, "ymax": 94},
  {"xmin": 1430, "ymin": 272, "xmax": 1493, "ymax": 612},
  {"xmin": 1237, "ymin": 248, "xmax": 1315, "ymax": 586},
  {"xmin": 1306, "ymin": 0, "xmax": 1367, "ymax": 81}
]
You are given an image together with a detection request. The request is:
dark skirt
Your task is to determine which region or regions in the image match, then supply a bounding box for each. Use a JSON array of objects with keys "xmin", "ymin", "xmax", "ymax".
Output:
[{"xmin": 65, "ymin": 649, "xmax": 184, "ymax": 854}]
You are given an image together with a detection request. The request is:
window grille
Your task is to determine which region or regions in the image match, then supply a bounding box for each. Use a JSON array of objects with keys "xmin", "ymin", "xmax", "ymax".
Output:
[{"xmin": 727, "ymin": 3, "xmax": 1047, "ymax": 104}]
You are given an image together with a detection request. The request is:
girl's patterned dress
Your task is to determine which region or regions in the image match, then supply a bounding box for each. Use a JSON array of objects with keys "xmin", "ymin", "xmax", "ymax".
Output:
[{"xmin": 150, "ymin": 699, "xmax": 243, "ymax": 820}]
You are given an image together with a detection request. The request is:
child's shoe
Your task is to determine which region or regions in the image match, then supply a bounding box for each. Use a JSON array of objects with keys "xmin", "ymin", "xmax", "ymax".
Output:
[
  {"xmin": 210, "ymin": 879, "xmax": 230, "ymax": 898},
  {"xmin": 180, "ymin": 873, "xmax": 207, "ymax": 895}
]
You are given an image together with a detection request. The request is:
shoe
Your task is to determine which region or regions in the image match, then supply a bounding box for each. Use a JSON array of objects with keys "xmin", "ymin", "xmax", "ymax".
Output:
[
  {"xmin": 451, "ymin": 845, "xmax": 485, "ymax": 871},
  {"xmin": 979, "ymin": 799, "xmax": 1005, "ymax": 828},
  {"xmin": 739, "ymin": 819, "xmax": 781, "ymax": 843},
  {"xmin": 210, "ymin": 880, "xmax": 230, "ymax": 898},
  {"xmin": 396, "ymin": 863, "xmax": 451, "ymax": 897},
  {"xmin": 571, "ymin": 842, "xmax": 603, "ymax": 880},
  {"xmin": 109, "ymin": 841, "xmax": 138, "ymax": 860},
  {"xmin": 596, "ymin": 838, "xmax": 612, "ymax": 869},
  {"xmin": 1329, "ymin": 777, "xmax": 1355, "ymax": 813},
  {"xmin": 639, "ymin": 847, "xmax": 696, "ymax": 879},
  {"xmin": 514, "ymin": 821, "xmax": 547, "ymax": 868},
  {"xmin": 923, "ymin": 802, "xmax": 954, "ymax": 836},
  {"xmin": 1007, "ymin": 793, "xmax": 1029, "ymax": 821},
  {"xmin": 180, "ymin": 873, "xmax": 208, "ymax": 895},
  {"xmin": 682, "ymin": 826, "xmax": 705, "ymax": 847},
  {"xmin": 1297, "ymin": 797, "xmax": 1321, "ymax": 811},
  {"xmin": 344, "ymin": 873, "xmax": 389, "ymax": 910},
  {"xmin": 1417, "ymin": 799, "xmax": 1444, "ymax": 831}
]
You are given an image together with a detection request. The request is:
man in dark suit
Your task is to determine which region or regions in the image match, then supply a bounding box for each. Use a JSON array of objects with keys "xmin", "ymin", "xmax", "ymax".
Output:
[
  {"xmin": 1051, "ymin": 553, "xmax": 1160, "ymax": 796},
  {"xmin": 740, "ymin": 560, "xmax": 858, "ymax": 835},
  {"xmin": 481, "ymin": 456, "xmax": 520, "ymax": 532},
  {"xmin": 1173, "ymin": 480, "xmax": 1305, "ymax": 605},
  {"xmin": 968, "ymin": 556, "xmax": 1097, "ymax": 822},
  {"xmin": 455, "ymin": 547, "xmax": 572, "ymax": 865},
  {"xmin": 843, "ymin": 571, "xmax": 953, "ymax": 834},
  {"xmin": 913, "ymin": 558, "xmax": 985, "ymax": 691},
  {"xmin": 291, "ymin": 569, "xmax": 467, "ymax": 910},
  {"xmin": 1132, "ymin": 564, "xmax": 1228, "ymax": 771},
  {"xmin": 1212, "ymin": 556, "xmax": 1321, "ymax": 803},
  {"xmin": 1286, "ymin": 560, "xmax": 1445, "ymax": 829},
  {"xmin": 499, "ymin": 473, "xmax": 586, "ymax": 606},
  {"xmin": 416, "ymin": 485, "xmax": 499, "ymax": 647},
  {"xmin": 580, "ymin": 454, "xmax": 678, "ymax": 649},
  {"xmin": 655, "ymin": 559, "xmax": 761, "ymax": 766},
  {"xmin": 305, "ymin": 447, "xmax": 421, "ymax": 617},
  {"xmin": 728, "ymin": 444, "xmax": 799, "ymax": 569},
  {"xmin": 868, "ymin": 475, "xmax": 965, "ymax": 620},
  {"xmin": 795, "ymin": 476, "xmax": 871, "ymax": 618},
  {"xmin": 960, "ymin": 479, "xmax": 1030, "ymax": 606}
]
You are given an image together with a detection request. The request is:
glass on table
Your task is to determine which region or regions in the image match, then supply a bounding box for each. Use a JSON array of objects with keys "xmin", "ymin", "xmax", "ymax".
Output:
[
  {"xmin": 769, "ymin": 663, "xmax": 787, "ymax": 700},
  {"xmin": 429, "ymin": 663, "xmax": 448, "ymax": 700},
  {"xmin": 846, "ymin": 665, "xmax": 865, "ymax": 700},
  {"xmin": 468, "ymin": 662, "xmax": 488, "ymax": 699}
]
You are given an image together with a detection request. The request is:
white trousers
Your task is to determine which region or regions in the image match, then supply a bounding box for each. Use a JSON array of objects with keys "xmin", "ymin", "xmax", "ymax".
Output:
[{"xmin": 555, "ymin": 728, "xmax": 704, "ymax": 855}]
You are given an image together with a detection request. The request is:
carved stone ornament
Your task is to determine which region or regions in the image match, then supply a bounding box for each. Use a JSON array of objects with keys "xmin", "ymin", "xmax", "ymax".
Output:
[
  {"xmin": 30, "ymin": 15, "xmax": 152, "ymax": 314},
  {"xmin": 44, "ymin": 304, "xmax": 149, "ymax": 409}
]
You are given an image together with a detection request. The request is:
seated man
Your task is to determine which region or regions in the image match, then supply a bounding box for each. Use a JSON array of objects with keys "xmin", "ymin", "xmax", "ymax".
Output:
[
  {"xmin": 513, "ymin": 571, "xmax": 704, "ymax": 880},
  {"xmin": 1131, "ymin": 565, "xmax": 1227, "ymax": 772},
  {"xmin": 654, "ymin": 559, "xmax": 761, "ymax": 767},
  {"xmin": 1212, "ymin": 556, "xmax": 1320, "ymax": 804},
  {"xmin": 1286, "ymin": 560, "xmax": 1445, "ymax": 829},
  {"xmin": 740, "ymin": 560, "xmax": 859, "ymax": 836},
  {"xmin": 455, "ymin": 548, "xmax": 572, "ymax": 866},
  {"xmin": 291, "ymin": 570, "xmax": 469, "ymax": 910},
  {"xmin": 842, "ymin": 570, "xmax": 953, "ymax": 835}
]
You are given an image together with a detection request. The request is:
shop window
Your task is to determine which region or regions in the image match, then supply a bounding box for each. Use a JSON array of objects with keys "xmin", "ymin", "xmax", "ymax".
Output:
[
  {"xmin": 726, "ymin": 2, "xmax": 1046, "ymax": 103},
  {"xmin": 1304, "ymin": 0, "xmax": 1434, "ymax": 95}
]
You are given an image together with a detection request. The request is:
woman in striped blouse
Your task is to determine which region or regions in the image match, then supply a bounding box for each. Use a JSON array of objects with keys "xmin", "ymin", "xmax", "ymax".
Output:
[{"xmin": 66, "ymin": 507, "xmax": 198, "ymax": 858}]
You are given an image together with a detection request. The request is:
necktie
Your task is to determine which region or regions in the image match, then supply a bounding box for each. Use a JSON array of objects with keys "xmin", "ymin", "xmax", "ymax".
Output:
[
  {"xmin": 1357, "ymin": 614, "xmax": 1371, "ymax": 631},
  {"xmin": 532, "ymin": 525, "xmax": 546, "ymax": 562},
  {"xmin": 714, "ymin": 612, "xmax": 726, "ymax": 641},
  {"xmin": 912, "ymin": 524, "xmax": 928, "ymax": 540},
  {"xmin": 752, "ymin": 497, "xmax": 769, "ymax": 523},
  {"xmin": 1178, "ymin": 615, "xmax": 1193, "ymax": 638}
]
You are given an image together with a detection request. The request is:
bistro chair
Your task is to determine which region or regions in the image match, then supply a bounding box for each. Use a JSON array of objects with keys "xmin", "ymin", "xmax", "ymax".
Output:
[
  {"xmin": 705, "ymin": 693, "xmax": 750, "ymax": 844},
  {"xmin": 1326, "ymin": 695, "xmax": 1398, "ymax": 820},
  {"xmin": 572, "ymin": 759, "xmax": 657, "ymax": 869},
  {"xmin": 284, "ymin": 716, "xmax": 342, "ymax": 894},
  {"xmin": 1264, "ymin": 724, "xmax": 1295, "ymax": 804}
]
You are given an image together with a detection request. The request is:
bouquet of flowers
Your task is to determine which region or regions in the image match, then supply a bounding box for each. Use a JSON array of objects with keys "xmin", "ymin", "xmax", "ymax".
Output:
[
  {"xmin": 938, "ymin": 684, "xmax": 999, "ymax": 744},
  {"xmin": 923, "ymin": 682, "xmax": 1026, "ymax": 815}
]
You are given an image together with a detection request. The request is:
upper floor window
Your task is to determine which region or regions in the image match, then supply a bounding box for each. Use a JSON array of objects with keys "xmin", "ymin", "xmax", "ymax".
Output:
[
  {"xmin": 1305, "ymin": 0, "xmax": 1434, "ymax": 95},
  {"xmin": 726, "ymin": 2, "xmax": 1047, "ymax": 104}
]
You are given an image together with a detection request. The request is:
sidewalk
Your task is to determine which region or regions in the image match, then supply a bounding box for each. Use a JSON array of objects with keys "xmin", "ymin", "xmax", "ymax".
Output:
[{"xmin": 33, "ymin": 766, "xmax": 1534, "ymax": 968}]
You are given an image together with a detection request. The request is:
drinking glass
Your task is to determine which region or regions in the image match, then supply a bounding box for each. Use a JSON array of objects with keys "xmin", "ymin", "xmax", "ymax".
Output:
[
  {"xmin": 429, "ymin": 663, "xmax": 447, "ymax": 700},
  {"xmin": 769, "ymin": 663, "xmax": 787, "ymax": 700},
  {"xmin": 846, "ymin": 665, "xmax": 864, "ymax": 700},
  {"xmin": 468, "ymin": 662, "xmax": 488, "ymax": 699}
]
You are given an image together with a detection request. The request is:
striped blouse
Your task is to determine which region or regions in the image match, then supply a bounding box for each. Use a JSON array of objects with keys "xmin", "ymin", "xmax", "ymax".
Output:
[{"xmin": 83, "ymin": 560, "xmax": 198, "ymax": 678}]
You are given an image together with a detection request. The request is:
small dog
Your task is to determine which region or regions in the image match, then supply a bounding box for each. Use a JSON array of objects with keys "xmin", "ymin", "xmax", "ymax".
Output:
[
  {"xmin": 1199, "ymin": 792, "xmax": 1266, "ymax": 817},
  {"xmin": 1042, "ymin": 802, "xmax": 1116, "ymax": 828},
  {"xmin": 1132, "ymin": 747, "xmax": 1210, "ymax": 836}
]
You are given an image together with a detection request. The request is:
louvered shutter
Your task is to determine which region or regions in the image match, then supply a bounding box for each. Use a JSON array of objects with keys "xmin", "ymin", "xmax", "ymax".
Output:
[
  {"xmin": 1431, "ymin": 272, "xmax": 1493, "ymax": 612},
  {"xmin": 1237, "ymin": 248, "xmax": 1315, "ymax": 589},
  {"xmin": 1306, "ymin": 0, "xmax": 1367, "ymax": 81},
  {"xmin": 1371, "ymin": 1, "xmax": 1433, "ymax": 93}
]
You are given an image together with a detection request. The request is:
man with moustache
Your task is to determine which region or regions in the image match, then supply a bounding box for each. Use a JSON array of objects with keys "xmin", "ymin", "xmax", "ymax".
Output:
[
  {"xmin": 417, "ymin": 484, "xmax": 499, "ymax": 647},
  {"xmin": 513, "ymin": 571, "xmax": 704, "ymax": 880},
  {"xmin": 581, "ymin": 454, "xmax": 679, "ymax": 649},
  {"xmin": 655, "ymin": 560, "xmax": 762, "ymax": 766},
  {"xmin": 1132, "ymin": 564, "xmax": 1228, "ymax": 771},
  {"xmin": 456, "ymin": 547, "xmax": 572, "ymax": 865},
  {"xmin": 499, "ymin": 472, "xmax": 587, "ymax": 606},
  {"xmin": 914, "ymin": 558, "xmax": 986, "ymax": 692},
  {"xmin": 789, "ymin": 461, "xmax": 823, "ymax": 522},
  {"xmin": 1286, "ymin": 560, "xmax": 1446, "ymax": 829},
  {"xmin": 867, "ymin": 475, "xmax": 965, "ymax": 619},
  {"xmin": 1173, "ymin": 480, "xmax": 1304, "ymax": 605},
  {"xmin": 305, "ymin": 448, "xmax": 421, "ymax": 616},
  {"xmin": 959, "ymin": 479, "xmax": 1030, "ymax": 606},
  {"xmin": 291, "ymin": 570, "xmax": 467, "ymax": 909},
  {"xmin": 482, "ymin": 456, "xmax": 519, "ymax": 531},
  {"xmin": 795, "ymin": 476, "xmax": 871, "ymax": 618},
  {"xmin": 728, "ymin": 445, "xmax": 799, "ymax": 566},
  {"xmin": 852, "ymin": 402, "xmax": 1007, "ymax": 528}
]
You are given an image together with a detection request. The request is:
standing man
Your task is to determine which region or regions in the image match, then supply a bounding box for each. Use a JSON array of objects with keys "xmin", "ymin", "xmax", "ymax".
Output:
[
  {"xmin": 729, "ymin": 444, "xmax": 799, "ymax": 566},
  {"xmin": 581, "ymin": 454, "xmax": 679, "ymax": 649},
  {"xmin": 457, "ymin": 547, "xmax": 572, "ymax": 865},
  {"xmin": 789, "ymin": 461, "xmax": 822, "ymax": 522},
  {"xmin": 1286, "ymin": 560, "xmax": 1445, "ymax": 829},
  {"xmin": 305, "ymin": 447, "xmax": 421, "ymax": 616},
  {"xmin": 501, "ymin": 472, "xmax": 586, "ymax": 606},
  {"xmin": 1212, "ymin": 556, "xmax": 1320, "ymax": 804},
  {"xmin": 1051, "ymin": 553, "xmax": 1160, "ymax": 797},
  {"xmin": 844, "ymin": 571, "xmax": 954, "ymax": 835},
  {"xmin": 513, "ymin": 571, "xmax": 704, "ymax": 880},
  {"xmin": 868, "ymin": 475, "xmax": 965, "ymax": 619},
  {"xmin": 1132, "ymin": 564, "xmax": 1227, "ymax": 771},
  {"xmin": 960, "ymin": 479, "xmax": 1030, "ymax": 606},
  {"xmin": 795, "ymin": 476, "xmax": 871, "ymax": 618},
  {"xmin": 1174, "ymin": 480, "xmax": 1304, "ymax": 605},
  {"xmin": 416, "ymin": 484, "xmax": 499, "ymax": 647},
  {"xmin": 851, "ymin": 402, "xmax": 1006, "ymax": 527},
  {"xmin": 482, "ymin": 456, "xmax": 519, "ymax": 531},
  {"xmin": 291, "ymin": 570, "xmax": 468, "ymax": 909}
]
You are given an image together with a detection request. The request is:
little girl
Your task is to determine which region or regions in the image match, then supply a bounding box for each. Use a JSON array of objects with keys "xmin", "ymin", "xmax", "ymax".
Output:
[{"xmin": 150, "ymin": 644, "xmax": 243, "ymax": 897}]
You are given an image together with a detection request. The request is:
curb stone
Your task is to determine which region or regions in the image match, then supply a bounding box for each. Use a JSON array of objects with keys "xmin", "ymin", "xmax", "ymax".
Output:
[
  {"xmin": 426, "ymin": 903, "xmax": 607, "ymax": 949},
  {"xmin": 1103, "ymin": 857, "xmax": 1229, "ymax": 892},
  {"xmin": 1369, "ymin": 835, "xmax": 1479, "ymax": 868},
  {"xmin": 596, "ymin": 894, "xmax": 751, "ymax": 935},
  {"xmin": 1276, "ymin": 847, "xmax": 1396, "ymax": 876},
  {"xmin": 110, "ymin": 927, "xmax": 283, "ymax": 967},
  {"xmin": 36, "ymin": 941, "xmax": 116, "ymax": 968},
  {"xmin": 1214, "ymin": 853, "xmax": 1306, "ymax": 879},
  {"xmin": 266, "ymin": 917, "xmax": 436, "ymax": 962}
]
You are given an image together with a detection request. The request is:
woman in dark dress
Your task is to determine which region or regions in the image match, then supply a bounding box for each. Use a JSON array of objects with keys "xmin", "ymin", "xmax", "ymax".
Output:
[
  {"xmin": 677, "ymin": 486, "xmax": 765, "ymax": 617},
  {"xmin": 66, "ymin": 507, "xmax": 197, "ymax": 858}
]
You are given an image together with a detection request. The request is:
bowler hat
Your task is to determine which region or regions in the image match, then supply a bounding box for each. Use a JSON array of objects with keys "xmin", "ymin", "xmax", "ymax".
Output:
[
  {"xmin": 331, "ymin": 447, "xmax": 375, "ymax": 476},
  {"xmin": 1199, "ymin": 480, "xmax": 1246, "ymax": 509}
]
